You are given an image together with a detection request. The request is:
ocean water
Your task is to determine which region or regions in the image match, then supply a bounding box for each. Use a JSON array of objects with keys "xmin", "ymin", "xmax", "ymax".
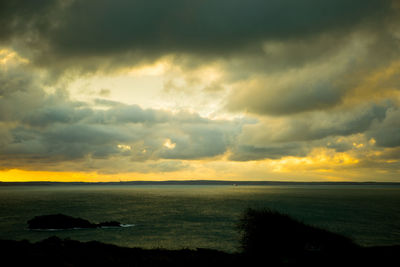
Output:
[{"xmin": 0, "ymin": 185, "xmax": 399, "ymax": 252}]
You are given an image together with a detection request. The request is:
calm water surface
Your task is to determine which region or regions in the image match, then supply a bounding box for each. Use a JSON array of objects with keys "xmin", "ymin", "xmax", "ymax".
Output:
[{"xmin": 0, "ymin": 185, "xmax": 399, "ymax": 252}]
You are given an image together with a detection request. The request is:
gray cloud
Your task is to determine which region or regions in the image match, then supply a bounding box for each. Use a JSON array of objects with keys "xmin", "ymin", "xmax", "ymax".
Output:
[
  {"xmin": 22, "ymin": 103, "xmax": 93, "ymax": 127},
  {"xmin": 1, "ymin": 106, "xmax": 239, "ymax": 166},
  {"xmin": 241, "ymin": 103, "xmax": 388, "ymax": 144},
  {"xmin": 225, "ymin": 28, "xmax": 400, "ymax": 116},
  {"xmin": 229, "ymin": 142, "xmax": 310, "ymax": 161},
  {"xmin": 1, "ymin": 0, "xmax": 393, "ymax": 73},
  {"xmin": 148, "ymin": 160, "xmax": 190, "ymax": 173},
  {"xmin": 0, "ymin": 62, "xmax": 243, "ymax": 170},
  {"xmin": 0, "ymin": 0, "xmax": 56, "ymax": 41},
  {"xmin": 0, "ymin": 114, "xmax": 240, "ymax": 170},
  {"xmin": 226, "ymin": 69, "xmax": 346, "ymax": 115},
  {"xmin": 1, "ymin": 60, "xmax": 398, "ymax": 170},
  {"xmin": 159, "ymin": 123, "xmax": 237, "ymax": 160},
  {"xmin": 0, "ymin": 65, "xmax": 47, "ymax": 122},
  {"xmin": 227, "ymin": 102, "xmax": 392, "ymax": 161},
  {"xmin": 367, "ymin": 107, "xmax": 400, "ymax": 148}
]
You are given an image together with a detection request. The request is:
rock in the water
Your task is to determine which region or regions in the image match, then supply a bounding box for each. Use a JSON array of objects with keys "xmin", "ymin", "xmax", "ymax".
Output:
[{"xmin": 27, "ymin": 214, "xmax": 121, "ymax": 230}]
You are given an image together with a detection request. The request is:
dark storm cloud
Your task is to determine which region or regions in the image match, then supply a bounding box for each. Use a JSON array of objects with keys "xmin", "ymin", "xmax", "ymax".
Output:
[
  {"xmin": 0, "ymin": 0, "xmax": 392, "ymax": 70},
  {"xmin": 47, "ymin": 0, "xmax": 387, "ymax": 51},
  {"xmin": 0, "ymin": 0, "xmax": 56, "ymax": 41}
]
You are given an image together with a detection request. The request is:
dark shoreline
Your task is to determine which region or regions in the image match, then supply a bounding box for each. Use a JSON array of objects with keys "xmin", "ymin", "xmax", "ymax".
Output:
[
  {"xmin": 1, "ymin": 237, "xmax": 399, "ymax": 267},
  {"xmin": 1, "ymin": 180, "xmax": 400, "ymax": 186},
  {"xmin": 4, "ymin": 209, "xmax": 399, "ymax": 266}
]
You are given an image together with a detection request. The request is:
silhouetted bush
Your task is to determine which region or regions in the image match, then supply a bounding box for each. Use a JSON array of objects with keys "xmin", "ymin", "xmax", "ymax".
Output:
[{"xmin": 237, "ymin": 208, "xmax": 357, "ymax": 263}]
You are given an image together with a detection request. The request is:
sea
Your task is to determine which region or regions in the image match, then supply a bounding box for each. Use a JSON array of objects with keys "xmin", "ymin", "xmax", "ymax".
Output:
[{"xmin": 0, "ymin": 184, "xmax": 399, "ymax": 252}]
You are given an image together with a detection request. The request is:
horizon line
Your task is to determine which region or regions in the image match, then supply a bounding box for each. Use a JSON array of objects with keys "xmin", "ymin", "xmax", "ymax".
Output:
[{"xmin": 1, "ymin": 180, "xmax": 400, "ymax": 185}]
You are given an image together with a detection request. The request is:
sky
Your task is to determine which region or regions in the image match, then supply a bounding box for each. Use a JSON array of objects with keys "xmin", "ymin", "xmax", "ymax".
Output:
[{"xmin": 0, "ymin": 0, "xmax": 400, "ymax": 182}]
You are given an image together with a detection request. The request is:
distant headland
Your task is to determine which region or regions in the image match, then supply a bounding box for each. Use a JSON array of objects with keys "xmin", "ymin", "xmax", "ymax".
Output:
[{"xmin": 1, "ymin": 180, "xmax": 400, "ymax": 186}]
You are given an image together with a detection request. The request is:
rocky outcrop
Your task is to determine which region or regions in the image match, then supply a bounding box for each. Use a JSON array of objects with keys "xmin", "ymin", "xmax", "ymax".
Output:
[{"xmin": 28, "ymin": 214, "xmax": 122, "ymax": 230}]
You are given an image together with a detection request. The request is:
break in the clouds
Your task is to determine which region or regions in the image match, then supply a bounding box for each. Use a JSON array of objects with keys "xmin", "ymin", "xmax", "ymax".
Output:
[
  {"xmin": 0, "ymin": 0, "xmax": 399, "ymax": 181},
  {"xmin": 0, "ymin": 60, "xmax": 242, "ymax": 173}
]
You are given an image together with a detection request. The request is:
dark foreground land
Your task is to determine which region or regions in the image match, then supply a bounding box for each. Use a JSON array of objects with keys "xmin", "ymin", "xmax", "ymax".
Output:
[
  {"xmin": 1, "ymin": 237, "xmax": 399, "ymax": 267},
  {"xmin": 1, "ymin": 209, "xmax": 399, "ymax": 266}
]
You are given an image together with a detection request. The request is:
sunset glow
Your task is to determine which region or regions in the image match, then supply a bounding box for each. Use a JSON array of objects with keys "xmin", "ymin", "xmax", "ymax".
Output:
[{"xmin": 1, "ymin": 0, "xmax": 399, "ymax": 182}]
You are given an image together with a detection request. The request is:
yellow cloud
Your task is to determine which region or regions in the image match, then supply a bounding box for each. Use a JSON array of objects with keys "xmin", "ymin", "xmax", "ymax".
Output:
[
  {"xmin": 345, "ymin": 60, "xmax": 400, "ymax": 105},
  {"xmin": 117, "ymin": 144, "xmax": 132, "ymax": 151},
  {"xmin": 127, "ymin": 58, "xmax": 171, "ymax": 76},
  {"xmin": 163, "ymin": 139, "xmax": 176, "ymax": 149},
  {"xmin": 0, "ymin": 48, "xmax": 29, "ymax": 66},
  {"xmin": 269, "ymin": 148, "xmax": 359, "ymax": 173}
]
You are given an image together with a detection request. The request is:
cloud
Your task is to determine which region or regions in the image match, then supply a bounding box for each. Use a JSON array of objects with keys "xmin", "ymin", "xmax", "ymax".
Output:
[
  {"xmin": 0, "ymin": 0, "xmax": 56, "ymax": 42},
  {"xmin": 0, "ymin": 60, "xmax": 244, "ymax": 171},
  {"xmin": 98, "ymin": 88, "xmax": 111, "ymax": 97},
  {"xmin": 1, "ymin": 55, "xmax": 399, "ymax": 175},
  {"xmin": 159, "ymin": 123, "xmax": 238, "ymax": 160},
  {"xmin": 228, "ymin": 101, "xmax": 391, "ymax": 161},
  {"xmin": 239, "ymin": 103, "xmax": 388, "ymax": 144},
  {"xmin": 1, "ymin": 106, "xmax": 239, "ymax": 168},
  {"xmin": 1, "ymin": 0, "xmax": 393, "ymax": 74},
  {"xmin": 229, "ymin": 142, "xmax": 310, "ymax": 161},
  {"xmin": 148, "ymin": 160, "xmax": 190, "ymax": 173},
  {"xmin": 1, "ymin": 1, "xmax": 400, "ymax": 180},
  {"xmin": 226, "ymin": 62, "xmax": 347, "ymax": 115},
  {"xmin": 367, "ymin": 107, "xmax": 400, "ymax": 148},
  {"xmin": 225, "ymin": 28, "xmax": 400, "ymax": 115}
]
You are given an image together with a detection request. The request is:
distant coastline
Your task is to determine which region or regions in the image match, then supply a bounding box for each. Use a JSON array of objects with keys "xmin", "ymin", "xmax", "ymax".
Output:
[{"xmin": 1, "ymin": 180, "xmax": 400, "ymax": 186}]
